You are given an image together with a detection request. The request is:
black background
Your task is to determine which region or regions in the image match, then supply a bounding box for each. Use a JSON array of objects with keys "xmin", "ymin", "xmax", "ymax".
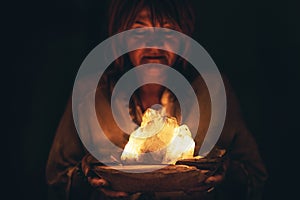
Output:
[{"xmin": 3, "ymin": 0, "xmax": 299, "ymax": 199}]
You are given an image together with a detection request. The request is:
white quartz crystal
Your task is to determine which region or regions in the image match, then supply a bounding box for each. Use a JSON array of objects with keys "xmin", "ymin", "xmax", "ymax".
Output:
[{"xmin": 121, "ymin": 108, "xmax": 195, "ymax": 164}]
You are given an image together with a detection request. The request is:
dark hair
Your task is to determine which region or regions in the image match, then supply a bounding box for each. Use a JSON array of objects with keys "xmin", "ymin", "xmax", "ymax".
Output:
[{"xmin": 108, "ymin": 0, "xmax": 195, "ymax": 36}]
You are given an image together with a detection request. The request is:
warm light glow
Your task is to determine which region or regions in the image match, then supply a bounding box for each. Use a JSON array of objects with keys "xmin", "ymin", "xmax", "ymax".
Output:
[{"xmin": 121, "ymin": 108, "xmax": 195, "ymax": 164}]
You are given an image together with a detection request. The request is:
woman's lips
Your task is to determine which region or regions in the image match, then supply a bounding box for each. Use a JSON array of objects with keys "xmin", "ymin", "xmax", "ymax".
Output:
[
  {"xmin": 143, "ymin": 56, "xmax": 166, "ymax": 59},
  {"xmin": 141, "ymin": 55, "xmax": 168, "ymax": 64}
]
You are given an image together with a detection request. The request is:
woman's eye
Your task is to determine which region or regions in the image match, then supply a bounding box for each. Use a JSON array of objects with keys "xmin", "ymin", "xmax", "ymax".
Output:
[
  {"xmin": 162, "ymin": 29, "xmax": 175, "ymax": 37},
  {"xmin": 132, "ymin": 28, "xmax": 147, "ymax": 36}
]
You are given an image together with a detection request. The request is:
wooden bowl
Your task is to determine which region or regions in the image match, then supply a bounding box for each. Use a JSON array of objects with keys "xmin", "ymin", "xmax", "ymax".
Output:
[{"xmin": 92, "ymin": 164, "xmax": 206, "ymax": 193}]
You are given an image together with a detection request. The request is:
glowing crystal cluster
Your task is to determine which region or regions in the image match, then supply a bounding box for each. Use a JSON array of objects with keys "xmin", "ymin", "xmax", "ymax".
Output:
[{"xmin": 121, "ymin": 108, "xmax": 195, "ymax": 164}]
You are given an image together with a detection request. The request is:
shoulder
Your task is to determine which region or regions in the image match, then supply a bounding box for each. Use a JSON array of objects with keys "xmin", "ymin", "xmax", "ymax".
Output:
[{"xmin": 191, "ymin": 73, "xmax": 232, "ymax": 97}]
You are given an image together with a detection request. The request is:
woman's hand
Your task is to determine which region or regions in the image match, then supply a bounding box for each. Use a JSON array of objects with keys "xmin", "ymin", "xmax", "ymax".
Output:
[
  {"xmin": 187, "ymin": 160, "xmax": 229, "ymax": 193},
  {"xmin": 81, "ymin": 154, "xmax": 128, "ymax": 198},
  {"xmin": 86, "ymin": 176, "xmax": 128, "ymax": 197},
  {"xmin": 187, "ymin": 172, "xmax": 225, "ymax": 193}
]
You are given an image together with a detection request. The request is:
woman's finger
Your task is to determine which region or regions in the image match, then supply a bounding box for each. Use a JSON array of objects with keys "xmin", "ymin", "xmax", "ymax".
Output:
[
  {"xmin": 88, "ymin": 177, "xmax": 108, "ymax": 187},
  {"xmin": 204, "ymin": 174, "xmax": 224, "ymax": 184},
  {"xmin": 186, "ymin": 185, "xmax": 211, "ymax": 193},
  {"xmin": 100, "ymin": 188, "xmax": 128, "ymax": 197}
]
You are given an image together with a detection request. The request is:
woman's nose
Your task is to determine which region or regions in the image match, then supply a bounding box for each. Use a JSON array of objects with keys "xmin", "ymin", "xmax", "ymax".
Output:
[{"xmin": 145, "ymin": 30, "xmax": 164, "ymax": 47}]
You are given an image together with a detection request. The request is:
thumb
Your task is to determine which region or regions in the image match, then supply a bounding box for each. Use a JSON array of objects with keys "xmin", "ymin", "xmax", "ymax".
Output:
[{"xmin": 88, "ymin": 177, "xmax": 108, "ymax": 187}]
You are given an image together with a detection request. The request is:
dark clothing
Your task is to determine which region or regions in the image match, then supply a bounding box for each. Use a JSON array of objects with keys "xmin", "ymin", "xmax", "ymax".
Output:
[{"xmin": 46, "ymin": 74, "xmax": 267, "ymax": 200}]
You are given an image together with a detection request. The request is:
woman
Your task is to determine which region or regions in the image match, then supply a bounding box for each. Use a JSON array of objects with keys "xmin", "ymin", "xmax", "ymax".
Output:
[{"xmin": 46, "ymin": 0, "xmax": 268, "ymax": 199}]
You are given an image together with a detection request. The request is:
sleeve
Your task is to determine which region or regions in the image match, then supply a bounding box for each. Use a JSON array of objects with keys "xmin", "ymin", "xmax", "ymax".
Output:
[
  {"xmin": 46, "ymin": 97, "xmax": 92, "ymax": 200},
  {"xmin": 224, "ymin": 125, "xmax": 268, "ymax": 200},
  {"xmin": 217, "ymin": 75, "xmax": 268, "ymax": 200}
]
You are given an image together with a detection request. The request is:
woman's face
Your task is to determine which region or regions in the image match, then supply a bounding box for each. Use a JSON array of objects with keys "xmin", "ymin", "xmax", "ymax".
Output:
[{"xmin": 127, "ymin": 9, "xmax": 181, "ymax": 67}]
